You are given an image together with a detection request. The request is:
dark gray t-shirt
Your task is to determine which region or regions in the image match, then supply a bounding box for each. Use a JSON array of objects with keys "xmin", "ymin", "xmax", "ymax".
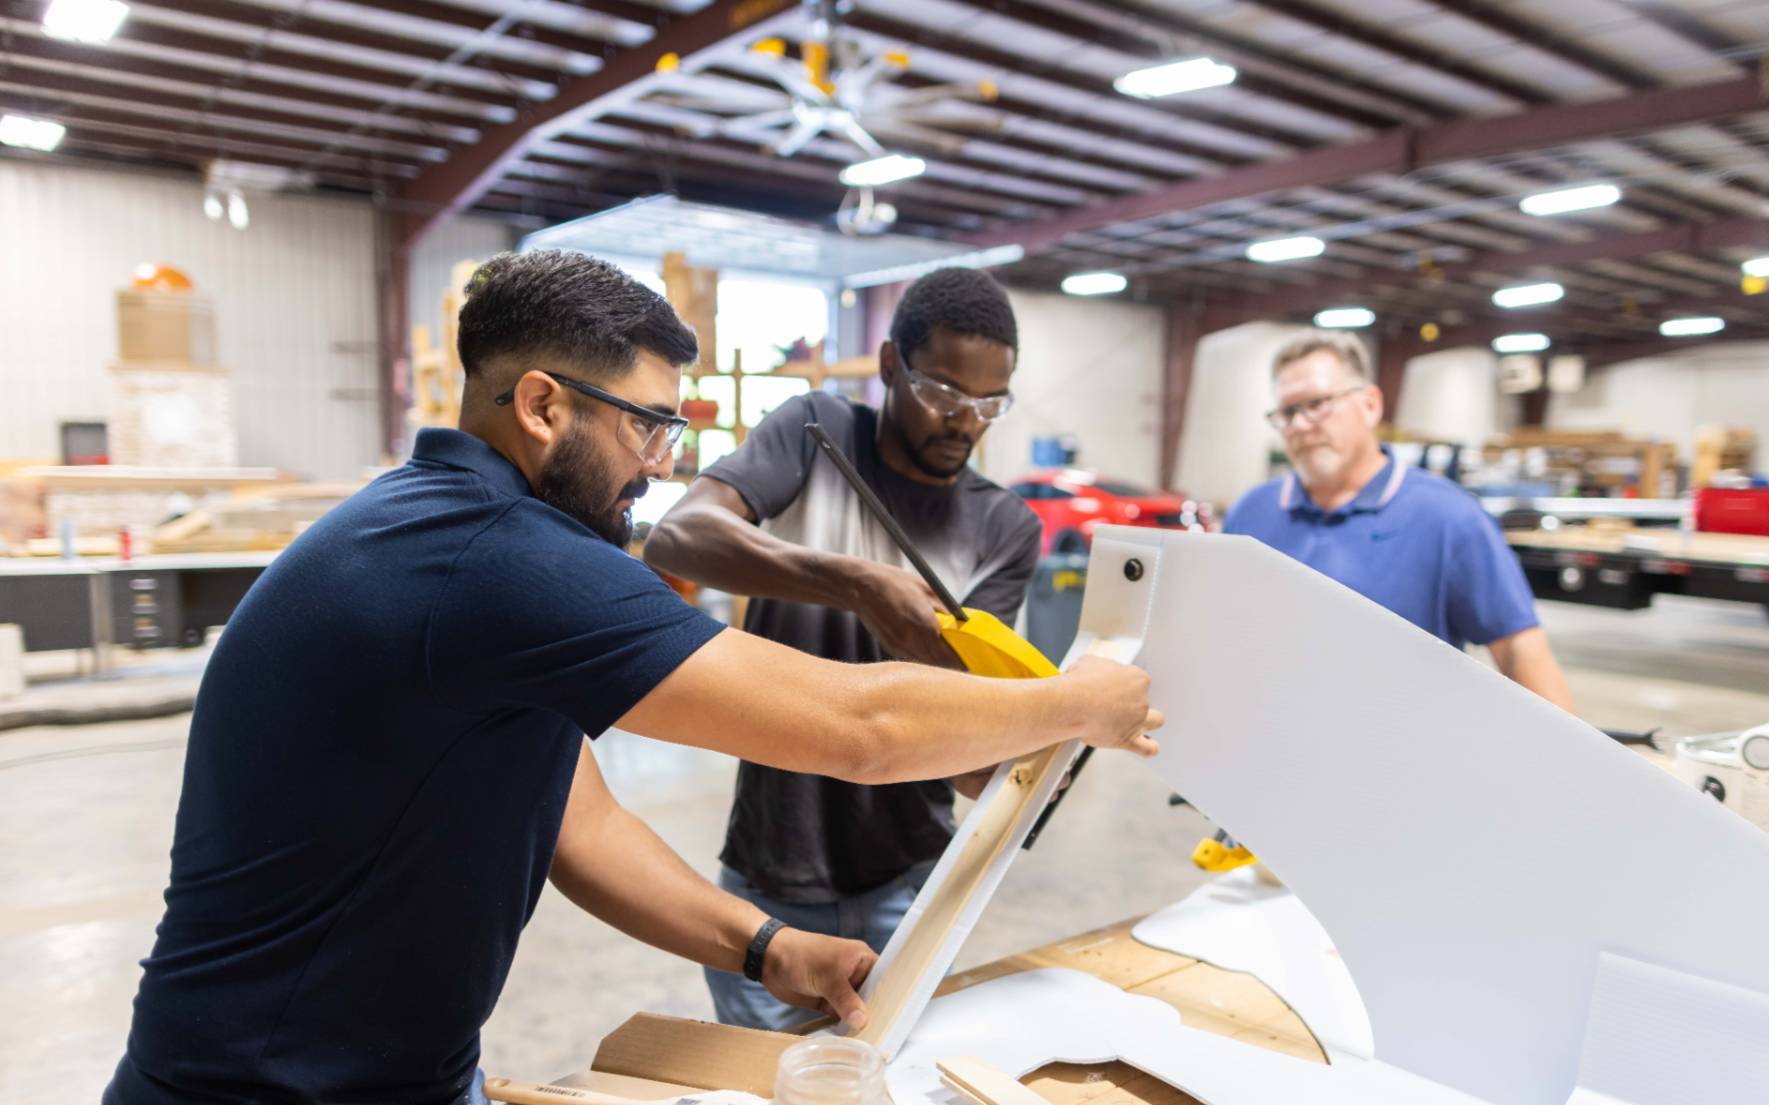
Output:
[{"xmin": 703, "ymin": 392, "xmax": 1042, "ymax": 902}]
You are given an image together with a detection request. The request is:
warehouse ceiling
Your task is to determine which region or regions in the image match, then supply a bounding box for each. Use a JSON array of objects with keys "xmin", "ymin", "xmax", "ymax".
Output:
[{"xmin": 4, "ymin": 0, "xmax": 1769, "ymax": 353}]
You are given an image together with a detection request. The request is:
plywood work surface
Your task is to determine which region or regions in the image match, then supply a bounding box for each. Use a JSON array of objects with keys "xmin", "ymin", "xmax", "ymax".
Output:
[{"xmin": 561, "ymin": 918, "xmax": 1324, "ymax": 1105}]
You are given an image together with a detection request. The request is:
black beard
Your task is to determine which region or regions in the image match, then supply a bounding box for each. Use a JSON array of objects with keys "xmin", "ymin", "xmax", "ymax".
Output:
[
  {"xmin": 911, "ymin": 434, "xmax": 974, "ymax": 479},
  {"xmin": 531, "ymin": 421, "xmax": 647, "ymax": 546}
]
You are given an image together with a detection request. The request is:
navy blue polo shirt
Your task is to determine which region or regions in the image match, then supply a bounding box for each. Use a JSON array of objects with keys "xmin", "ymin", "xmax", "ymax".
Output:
[
  {"xmin": 1224, "ymin": 448, "xmax": 1538, "ymax": 651},
  {"xmin": 107, "ymin": 428, "xmax": 722, "ymax": 1105}
]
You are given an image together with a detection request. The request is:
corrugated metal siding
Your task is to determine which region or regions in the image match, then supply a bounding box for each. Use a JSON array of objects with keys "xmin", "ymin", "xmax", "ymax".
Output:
[
  {"xmin": 0, "ymin": 159, "xmax": 381, "ymax": 479},
  {"xmin": 407, "ymin": 215, "xmax": 514, "ymax": 353}
]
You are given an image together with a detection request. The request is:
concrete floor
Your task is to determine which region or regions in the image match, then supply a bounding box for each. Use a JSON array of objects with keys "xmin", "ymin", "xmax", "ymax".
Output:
[{"xmin": 2, "ymin": 596, "xmax": 1766, "ymax": 1099}]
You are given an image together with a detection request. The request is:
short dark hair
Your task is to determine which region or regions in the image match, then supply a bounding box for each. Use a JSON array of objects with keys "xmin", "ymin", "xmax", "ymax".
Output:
[
  {"xmin": 456, "ymin": 250, "xmax": 698, "ymax": 383},
  {"xmin": 889, "ymin": 267, "xmax": 1018, "ymax": 362}
]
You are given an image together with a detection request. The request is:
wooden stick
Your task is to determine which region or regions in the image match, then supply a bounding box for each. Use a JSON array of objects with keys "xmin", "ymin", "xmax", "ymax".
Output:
[{"xmin": 936, "ymin": 1056, "xmax": 1053, "ymax": 1105}]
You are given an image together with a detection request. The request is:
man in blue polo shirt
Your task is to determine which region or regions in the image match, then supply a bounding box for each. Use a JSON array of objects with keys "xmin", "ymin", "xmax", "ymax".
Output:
[
  {"xmin": 1225, "ymin": 330, "xmax": 1572, "ymax": 709},
  {"xmin": 104, "ymin": 251, "xmax": 1162, "ymax": 1105}
]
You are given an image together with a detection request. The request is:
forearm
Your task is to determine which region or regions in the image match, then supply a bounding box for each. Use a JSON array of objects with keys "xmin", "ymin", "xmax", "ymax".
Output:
[
  {"xmin": 647, "ymin": 502, "xmax": 861, "ymax": 608},
  {"xmin": 835, "ymin": 661, "xmax": 1092, "ymax": 783},
  {"xmin": 1490, "ymin": 628, "xmax": 1574, "ymax": 712},
  {"xmin": 550, "ymin": 802, "xmax": 766, "ymax": 974}
]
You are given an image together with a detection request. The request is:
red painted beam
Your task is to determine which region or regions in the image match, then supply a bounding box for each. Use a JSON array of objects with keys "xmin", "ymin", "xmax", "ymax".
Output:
[
  {"xmin": 394, "ymin": 0, "xmax": 794, "ymax": 249},
  {"xmin": 969, "ymin": 74, "xmax": 1768, "ymax": 255}
]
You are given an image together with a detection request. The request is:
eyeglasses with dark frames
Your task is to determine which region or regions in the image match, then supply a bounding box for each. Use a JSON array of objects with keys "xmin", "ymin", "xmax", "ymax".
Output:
[
  {"xmin": 1265, "ymin": 385, "xmax": 1368, "ymax": 430},
  {"xmin": 496, "ymin": 371, "xmax": 689, "ymax": 463}
]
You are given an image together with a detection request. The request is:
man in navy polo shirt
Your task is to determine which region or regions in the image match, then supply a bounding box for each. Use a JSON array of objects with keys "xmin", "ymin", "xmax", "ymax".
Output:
[
  {"xmin": 105, "ymin": 251, "xmax": 1162, "ymax": 1105},
  {"xmin": 1224, "ymin": 330, "xmax": 1572, "ymax": 709}
]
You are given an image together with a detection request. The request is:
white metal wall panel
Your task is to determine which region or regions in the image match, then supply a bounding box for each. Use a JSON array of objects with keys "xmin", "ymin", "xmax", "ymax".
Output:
[
  {"xmin": 407, "ymin": 214, "xmax": 514, "ymax": 350},
  {"xmin": 0, "ymin": 159, "xmax": 381, "ymax": 479}
]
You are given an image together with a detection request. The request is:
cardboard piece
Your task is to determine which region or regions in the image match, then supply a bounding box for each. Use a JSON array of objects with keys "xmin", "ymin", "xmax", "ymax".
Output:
[
  {"xmin": 1094, "ymin": 528, "xmax": 1769, "ymax": 1105},
  {"xmin": 590, "ymin": 1014, "xmax": 794, "ymax": 1097},
  {"xmin": 1130, "ymin": 868, "xmax": 1372, "ymax": 1061}
]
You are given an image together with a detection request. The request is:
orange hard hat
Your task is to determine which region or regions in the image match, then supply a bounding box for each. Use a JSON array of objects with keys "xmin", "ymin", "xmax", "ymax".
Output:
[{"xmin": 130, "ymin": 263, "xmax": 194, "ymax": 292}]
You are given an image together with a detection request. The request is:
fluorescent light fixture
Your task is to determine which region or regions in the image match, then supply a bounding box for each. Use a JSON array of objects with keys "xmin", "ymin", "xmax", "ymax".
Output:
[
  {"xmin": 1520, "ymin": 183, "xmax": 1621, "ymax": 217},
  {"xmin": 41, "ymin": 0, "xmax": 128, "ymax": 43},
  {"xmin": 1061, "ymin": 271, "xmax": 1128, "ymax": 296},
  {"xmin": 1114, "ymin": 56, "xmax": 1237, "ymax": 99},
  {"xmin": 839, "ymin": 153, "xmax": 925, "ymax": 188},
  {"xmin": 1742, "ymin": 256, "xmax": 1769, "ymax": 278},
  {"xmin": 845, "ymin": 244, "xmax": 1025, "ymax": 290},
  {"xmin": 1659, "ymin": 316, "xmax": 1724, "ymax": 337},
  {"xmin": 0, "ymin": 113, "xmax": 66, "ymax": 152},
  {"xmin": 1313, "ymin": 307, "xmax": 1375, "ymax": 329},
  {"xmin": 1492, "ymin": 281, "xmax": 1564, "ymax": 308},
  {"xmin": 1493, "ymin": 332, "xmax": 1551, "ymax": 354},
  {"xmin": 1246, "ymin": 235, "xmax": 1325, "ymax": 263}
]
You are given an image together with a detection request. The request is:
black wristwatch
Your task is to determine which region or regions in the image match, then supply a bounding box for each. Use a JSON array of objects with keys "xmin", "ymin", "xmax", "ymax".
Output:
[{"xmin": 743, "ymin": 917, "xmax": 788, "ymax": 982}]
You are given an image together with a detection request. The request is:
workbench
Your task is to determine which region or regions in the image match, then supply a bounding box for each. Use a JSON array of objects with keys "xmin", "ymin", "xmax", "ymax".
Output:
[
  {"xmin": 0, "ymin": 552, "xmax": 276, "ymax": 669},
  {"xmin": 1505, "ymin": 525, "xmax": 1769, "ymax": 612},
  {"xmin": 550, "ymin": 916, "xmax": 1323, "ymax": 1105}
]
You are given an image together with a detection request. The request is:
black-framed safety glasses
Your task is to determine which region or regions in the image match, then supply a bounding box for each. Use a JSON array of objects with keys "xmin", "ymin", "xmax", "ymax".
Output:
[
  {"xmin": 1265, "ymin": 385, "xmax": 1368, "ymax": 431},
  {"xmin": 901, "ymin": 363, "xmax": 1013, "ymax": 422},
  {"xmin": 496, "ymin": 371, "xmax": 689, "ymax": 464}
]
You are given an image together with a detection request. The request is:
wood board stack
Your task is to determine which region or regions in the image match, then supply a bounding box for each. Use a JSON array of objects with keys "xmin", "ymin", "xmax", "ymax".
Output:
[{"xmin": 109, "ymin": 289, "xmax": 237, "ymax": 468}]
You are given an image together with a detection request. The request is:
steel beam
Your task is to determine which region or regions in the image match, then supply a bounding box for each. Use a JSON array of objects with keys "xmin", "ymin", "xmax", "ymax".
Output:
[
  {"xmin": 394, "ymin": 0, "xmax": 793, "ymax": 249},
  {"xmin": 971, "ymin": 74, "xmax": 1768, "ymax": 255}
]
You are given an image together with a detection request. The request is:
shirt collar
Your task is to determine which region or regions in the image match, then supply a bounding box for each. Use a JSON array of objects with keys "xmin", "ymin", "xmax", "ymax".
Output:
[
  {"xmin": 410, "ymin": 427, "xmax": 532, "ymax": 499},
  {"xmin": 1282, "ymin": 445, "xmax": 1407, "ymax": 518}
]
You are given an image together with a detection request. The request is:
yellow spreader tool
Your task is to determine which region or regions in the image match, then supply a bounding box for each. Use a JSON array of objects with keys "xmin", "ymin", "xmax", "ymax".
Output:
[{"xmin": 806, "ymin": 423, "xmax": 1081, "ymax": 848}]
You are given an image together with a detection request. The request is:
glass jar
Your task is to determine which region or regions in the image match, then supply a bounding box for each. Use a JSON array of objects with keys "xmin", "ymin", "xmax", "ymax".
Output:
[{"xmin": 773, "ymin": 1038, "xmax": 890, "ymax": 1105}]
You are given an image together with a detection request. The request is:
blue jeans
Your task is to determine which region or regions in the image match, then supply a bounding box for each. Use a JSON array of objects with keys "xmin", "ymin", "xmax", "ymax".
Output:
[{"xmin": 705, "ymin": 861, "xmax": 936, "ymax": 1031}]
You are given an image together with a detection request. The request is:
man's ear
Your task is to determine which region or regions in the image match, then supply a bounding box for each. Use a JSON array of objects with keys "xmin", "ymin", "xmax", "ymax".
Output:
[
  {"xmin": 1364, "ymin": 383, "xmax": 1387, "ymax": 427},
  {"xmin": 878, "ymin": 340, "xmax": 898, "ymax": 388},
  {"xmin": 510, "ymin": 370, "xmax": 570, "ymax": 447}
]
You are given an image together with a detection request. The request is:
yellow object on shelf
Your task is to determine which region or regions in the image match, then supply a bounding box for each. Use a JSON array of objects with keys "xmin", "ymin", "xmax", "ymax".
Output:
[{"xmin": 936, "ymin": 609, "xmax": 1058, "ymax": 679}]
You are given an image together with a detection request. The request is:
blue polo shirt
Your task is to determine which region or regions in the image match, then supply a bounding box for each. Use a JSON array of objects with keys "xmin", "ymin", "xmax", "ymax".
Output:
[
  {"xmin": 1224, "ymin": 448, "xmax": 1537, "ymax": 651},
  {"xmin": 107, "ymin": 428, "xmax": 723, "ymax": 1105}
]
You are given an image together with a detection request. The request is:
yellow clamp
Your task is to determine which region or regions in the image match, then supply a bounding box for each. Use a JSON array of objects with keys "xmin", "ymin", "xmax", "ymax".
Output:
[
  {"xmin": 936, "ymin": 609, "xmax": 1058, "ymax": 680},
  {"xmin": 1192, "ymin": 834, "xmax": 1257, "ymax": 872}
]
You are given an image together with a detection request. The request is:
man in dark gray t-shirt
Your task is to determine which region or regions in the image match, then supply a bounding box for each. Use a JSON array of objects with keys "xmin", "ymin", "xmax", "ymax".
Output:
[{"xmin": 646, "ymin": 268, "xmax": 1041, "ymax": 1030}]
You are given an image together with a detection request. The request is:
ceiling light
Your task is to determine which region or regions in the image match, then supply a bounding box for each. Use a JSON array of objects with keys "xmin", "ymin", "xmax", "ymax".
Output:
[
  {"xmin": 203, "ymin": 191, "xmax": 224, "ymax": 220},
  {"xmin": 0, "ymin": 113, "xmax": 66, "ymax": 151},
  {"xmin": 846, "ymin": 244, "xmax": 1025, "ymax": 289},
  {"xmin": 1520, "ymin": 183, "xmax": 1621, "ymax": 217},
  {"xmin": 1313, "ymin": 307, "xmax": 1374, "ymax": 329},
  {"xmin": 1659, "ymin": 316, "xmax": 1724, "ymax": 337},
  {"xmin": 1493, "ymin": 333, "xmax": 1550, "ymax": 354},
  {"xmin": 1742, "ymin": 256, "xmax": 1769, "ymax": 278},
  {"xmin": 1246, "ymin": 235, "xmax": 1325, "ymax": 263},
  {"xmin": 839, "ymin": 153, "xmax": 925, "ymax": 188},
  {"xmin": 226, "ymin": 189, "xmax": 249, "ymax": 230},
  {"xmin": 41, "ymin": 0, "xmax": 129, "ymax": 44},
  {"xmin": 1492, "ymin": 281, "xmax": 1564, "ymax": 308},
  {"xmin": 1061, "ymin": 271, "xmax": 1127, "ymax": 296},
  {"xmin": 1113, "ymin": 57, "xmax": 1237, "ymax": 99}
]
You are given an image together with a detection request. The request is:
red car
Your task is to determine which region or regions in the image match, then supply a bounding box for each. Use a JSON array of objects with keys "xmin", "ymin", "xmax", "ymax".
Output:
[{"xmin": 1009, "ymin": 470, "xmax": 1214, "ymax": 555}]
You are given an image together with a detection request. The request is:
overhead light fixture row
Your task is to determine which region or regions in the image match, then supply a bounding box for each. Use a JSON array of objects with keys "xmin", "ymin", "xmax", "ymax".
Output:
[
  {"xmin": 1313, "ymin": 307, "xmax": 1374, "ymax": 329},
  {"xmin": 1519, "ymin": 183, "xmax": 1621, "ymax": 217},
  {"xmin": 1060, "ymin": 271, "xmax": 1128, "ymax": 296},
  {"xmin": 1659, "ymin": 316, "xmax": 1724, "ymax": 337},
  {"xmin": 42, "ymin": 0, "xmax": 128, "ymax": 43},
  {"xmin": 1247, "ymin": 235, "xmax": 1325, "ymax": 263},
  {"xmin": 0, "ymin": 114, "xmax": 66, "ymax": 152},
  {"xmin": 1742, "ymin": 257, "xmax": 1769, "ymax": 278},
  {"xmin": 1114, "ymin": 57, "xmax": 1237, "ymax": 99},
  {"xmin": 839, "ymin": 153, "xmax": 925, "ymax": 188},
  {"xmin": 1493, "ymin": 333, "xmax": 1550, "ymax": 354},
  {"xmin": 1492, "ymin": 281, "xmax": 1564, "ymax": 308}
]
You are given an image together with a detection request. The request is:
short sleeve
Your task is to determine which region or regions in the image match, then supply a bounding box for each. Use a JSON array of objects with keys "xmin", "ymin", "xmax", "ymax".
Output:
[
  {"xmin": 427, "ymin": 502, "xmax": 724, "ymax": 737},
  {"xmin": 1445, "ymin": 504, "xmax": 1540, "ymax": 647},
  {"xmin": 962, "ymin": 507, "xmax": 1042, "ymax": 624},
  {"xmin": 701, "ymin": 393, "xmax": 830, "ymax": 522}
]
